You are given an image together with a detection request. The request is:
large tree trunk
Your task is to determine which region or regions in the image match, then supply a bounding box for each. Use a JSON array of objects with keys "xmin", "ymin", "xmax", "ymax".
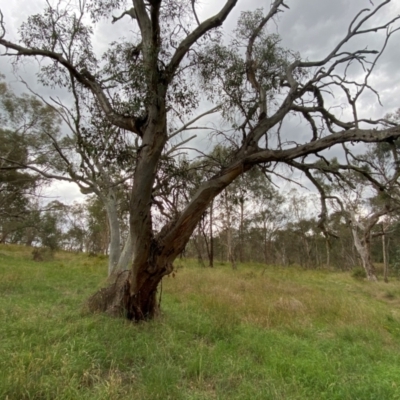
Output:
[
  {"xmin": 87, "ymin": 152, "xmax": 251, "ymax": 319},
  {"xmin": 87, "ymin": 79, "xmax": 172, "ymax": 319},
  {"xmin": 87, "ymin": 260, "xmax": 171, "ymax": 320},
  {"xmin": 87, "ymin": 89, "xmax": 254, "ymax": 320}
]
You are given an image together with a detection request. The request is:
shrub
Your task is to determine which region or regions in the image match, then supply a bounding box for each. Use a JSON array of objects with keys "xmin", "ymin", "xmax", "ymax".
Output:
[
  {"xmin": 351, "ymin": 267, "xmax": 366, "ymax": 280},
  {"xmin": 32, "ymin": 247, "xmax": 54, "ymax": 262}
]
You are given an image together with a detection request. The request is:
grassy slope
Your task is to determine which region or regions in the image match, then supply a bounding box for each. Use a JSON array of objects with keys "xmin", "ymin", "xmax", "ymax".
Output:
[{"xmin": 1, "ymin": 245, "xmax": 400, "ymax": 399}]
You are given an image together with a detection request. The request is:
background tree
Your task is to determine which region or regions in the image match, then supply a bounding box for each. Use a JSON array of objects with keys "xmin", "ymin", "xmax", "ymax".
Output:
[
  {"xmin": 309, "ymin": 139, "xmax": 400, "ymax": 280},
  {"xmin": 0, "ymin": 79, "xmax": 60, "ymax": 243}
]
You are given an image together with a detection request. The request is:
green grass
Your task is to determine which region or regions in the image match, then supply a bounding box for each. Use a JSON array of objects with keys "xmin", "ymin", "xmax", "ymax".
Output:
[{"xmin": 1, "ymin": 245, "xmax": 400, "ymax": 399}]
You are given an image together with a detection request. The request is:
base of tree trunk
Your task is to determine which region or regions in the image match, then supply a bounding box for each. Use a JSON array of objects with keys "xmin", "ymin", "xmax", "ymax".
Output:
[
  {"xmin": 86, "ymin": 270, "xmax": 159, "ymax": 321},
  {"xmin": 366, "ymin": 273, "xmax": 378, "ymax": 282}
]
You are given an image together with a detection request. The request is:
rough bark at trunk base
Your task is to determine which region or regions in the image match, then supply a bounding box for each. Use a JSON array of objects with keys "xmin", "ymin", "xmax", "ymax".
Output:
[{"xmin": 86, "ymin": 270, "xmax": 161, "ymax": 321}]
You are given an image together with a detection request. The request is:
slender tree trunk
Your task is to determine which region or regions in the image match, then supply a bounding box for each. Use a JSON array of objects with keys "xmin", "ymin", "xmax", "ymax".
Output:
[
  {"xmin": 201, "ymin": 214, "xmax": 211, "ymax": 266},
  {"xmin": 382, "ymin": 225, "xmax": 389, "ymax": 283},
  {"xmin": 263, "ymin": 220, "xmax": 268, "ymax": 264},
  {"xmin": 227, "ymin": 226, "xmax": 236, "ymax": 269},
  {"xmin": 239, "ymin": 199, "xmax": 244, "ymax": 263},
  {"xmin": 363, "ymin": 231, "xmax": 378, "ymax": 281},
  {"xmin": 0, "ymin": 231, "xmax": 9, "ymax": 244},
  {"xmin": 282, "ymin": 247, "xmax": 287, "ymax": 266},
  {"xmin": 116, "ymin": 231, "xmax": 133, "ymax": 272},
  {"xmin": 349, "ymin": 224, "xmax": 358, "ymax": 269},
  {"xmin": 209, "ymin": 200, "xmax": 214, "ymax": 267},
  {"xmin": 315, "ymin": 238, "xmax": 320, "ymax": 268},
  {"xmin": 351, "ymin": 225, "xmax": 378, "ymax": 281},
  {"xmin": 105, "ymin": 195, "xmax": 121, "ymax": 276},
  {"xmin": 305, "ymin": 239, "xmax": 311, "ymax": 268},
  {"xmin": 195, "ymin": 225, "xmax": 206, "ymax": 267},
  {"xmin": 224, "ymin": 191, "xmax": 236, "ymax": 269},
  {"xmin": 325, "ymin": 239, "xmax": 330, "ymax": 268}
]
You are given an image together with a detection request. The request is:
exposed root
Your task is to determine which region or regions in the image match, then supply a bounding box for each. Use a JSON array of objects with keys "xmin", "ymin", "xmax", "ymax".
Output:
[
  {"xmin": 85, "ymin": 269, "xmax": 160, "ymax": 321},
  {"xmin": 86, "ymin": 270, "xmax": 130, "ymax": 317}
]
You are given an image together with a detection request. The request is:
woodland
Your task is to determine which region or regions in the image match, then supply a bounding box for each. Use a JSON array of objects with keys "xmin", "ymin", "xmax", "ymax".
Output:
[{"xmin": 1, "ymin": 0, "xmax": 400, "ymax": 320}]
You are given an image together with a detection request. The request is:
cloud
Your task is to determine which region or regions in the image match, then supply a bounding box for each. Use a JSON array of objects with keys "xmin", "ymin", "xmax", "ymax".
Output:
[{"xmin": 41, "ymin": 181, "xmax": 85, "ymax": 205}]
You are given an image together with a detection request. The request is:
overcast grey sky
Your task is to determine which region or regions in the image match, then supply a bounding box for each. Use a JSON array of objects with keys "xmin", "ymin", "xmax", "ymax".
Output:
[{"xmin": 1, "ymin": 0, "xmax": 399, "ymax": 203}]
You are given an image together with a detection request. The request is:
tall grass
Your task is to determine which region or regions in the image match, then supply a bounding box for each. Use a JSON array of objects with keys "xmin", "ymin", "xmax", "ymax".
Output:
[{"xmin": 1, "ymin": 245, "xmax": 400, "ymax": 399}]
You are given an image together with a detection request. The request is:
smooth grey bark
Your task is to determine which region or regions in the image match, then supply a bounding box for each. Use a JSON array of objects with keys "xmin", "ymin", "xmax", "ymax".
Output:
[
  {"xmin": 263, "ymin": 220, "xmax": 268, "ymax": 265},
  {"xmin": 239, "ymin": 198, "xmax": 244, "ymax": 263},
  {"xmin": 382, "ymin": 224, "xmax": 389, "ymax": 283},
  {"xmin": 223, "ymin": 190, "xmax": 236, "ymax": 269},
  {"xmin": 209, "ymin": 200, "xmax": 214, "ymax": 268},
  {"xmin": 350, "ymin": 212, "xmax": 378, "ymax": 281},
  {"xmin": 195, "ymin": 224, "xmax": 206, "ymax": 267},
  {"xmin": 103, "ymin": 193, "xmax": 122, "ymax": 276},
  {"xmin": 116, "ymin": 231, "xmax": 133, "ymax": 272}
]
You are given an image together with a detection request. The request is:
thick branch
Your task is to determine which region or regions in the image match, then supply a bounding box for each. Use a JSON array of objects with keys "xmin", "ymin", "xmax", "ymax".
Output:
[
  {"xmin": 160, "ymin": 125, "xmax": 400, "ymax": 258},
  {"xmin": 246, "ymin": 127, "xmax": 400, "ymax": 165}
]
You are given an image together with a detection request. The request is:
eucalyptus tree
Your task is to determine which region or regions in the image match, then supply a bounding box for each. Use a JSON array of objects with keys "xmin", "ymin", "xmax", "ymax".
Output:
[
  {"xmin": 1, "ymin": 1, "xmax": 400, "ymax": 320},
  {"xmin": 312, "ymin": 144, "xmax": 400, "ymax": 280},
  {"xmin": 18, "ymin": 84, "xmax": 137, "ymax": 275},
  {"xmin": 63, "ymin": 201, "xmax": 87, "ymax": 252},
  {"xmin": 55, "ymin": 108, "xmax": 136, "ymax": 275},
  {"xmin": 0, "ymin": 130, "xmax": 36, "ymax": 242},
  {"xmin": 249, "ymin": 175, "xmax": 285, "ymax": 265},
  {"xmin": 0, "ymin": 161, "xmax": 37, "ymax": 243},
  {"xmin": 0, "ymin": 80, "xmax": 58, "ymax": 242},
  {"xmin": 0, "ymin": 75, "xmax": 133, "ymax": 272}
]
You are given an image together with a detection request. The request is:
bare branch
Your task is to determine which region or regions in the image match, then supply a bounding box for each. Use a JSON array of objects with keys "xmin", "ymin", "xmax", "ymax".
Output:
[
  {"xmin": 165, "ymin": 135, "xmax": 197, "ymax": 156},
  {"xmin": 246, "ymin": 0, "xmax": 287, "ymax": 116},
  {"xmin": 166, "ymin": 0, "xmax": 238, "ymax": 80},
  {"xmin": 168, "ymin": 105, "xmax": 221, "ymax": 139},
  {"xmin": 191, "ymin": 0, "xmax": 201, "ymax": 26},
  {"xmin": 299, "ymin": 1, "xmax": 400, "ymax": 69}
]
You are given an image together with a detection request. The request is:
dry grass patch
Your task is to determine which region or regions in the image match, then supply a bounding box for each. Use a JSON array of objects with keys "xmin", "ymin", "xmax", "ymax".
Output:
[{"xmin": 165, "ymin": 263, "xmax": 397, "ymax": 334}]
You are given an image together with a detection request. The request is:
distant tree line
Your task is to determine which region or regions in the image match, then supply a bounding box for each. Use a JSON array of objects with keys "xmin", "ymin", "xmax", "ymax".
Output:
[{"xmin": 3, "ymin": 156, "xmax": 400, "ymax": 280}]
